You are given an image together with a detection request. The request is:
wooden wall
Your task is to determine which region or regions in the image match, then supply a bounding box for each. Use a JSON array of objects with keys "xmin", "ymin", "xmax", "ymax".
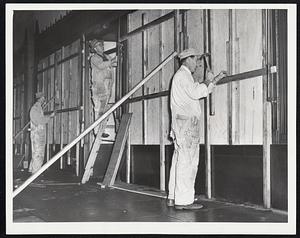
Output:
[
  {"xmin": 128, "ymin": 10, "xmax": 175, "ymax": 145},
  {"xmin": 127, "ymin": 9, "xmax": 264, "ymax": 146},
  {"xmin": 36, "ymin": 39, "xmax": 81, "ymax": 165}
]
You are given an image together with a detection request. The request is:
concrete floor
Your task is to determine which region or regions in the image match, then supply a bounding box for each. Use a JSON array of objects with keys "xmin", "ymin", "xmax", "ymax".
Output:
[{"xmin": 13, "ymin": 173, "xmax": 287, "ymax": 223}]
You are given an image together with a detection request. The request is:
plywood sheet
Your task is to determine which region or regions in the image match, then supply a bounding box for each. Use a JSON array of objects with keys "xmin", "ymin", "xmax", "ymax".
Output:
[
  {"xmin": 128, "ymin": 11, "xmax": 143, "ymax": 144},
  {"xmin": 54, "ymin": 49, "xmax": 62, "ymax": 144},
  {"xmin": 236, "ymin": 10, "xmax": 263, "ymax": 144},
  {"xmin": 210, "ymin": 9, "xmax": 229, "ymax": 144},
  {"xmin": 186, "ymin": 9, "xmax": 204, "ymax": 51}
]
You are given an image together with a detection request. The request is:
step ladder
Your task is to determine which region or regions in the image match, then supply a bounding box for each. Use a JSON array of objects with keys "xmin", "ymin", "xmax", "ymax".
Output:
[
  {"xmin": 81, "ymin": 113, "xmax": 132, "ymax": 184},
  {"xmin": 101, "ymin": 113, "xmax": 132, "ymax": 187},
  {"xmin": 81, "ymin": 115, "xmax": 110, "ymax": 184}
]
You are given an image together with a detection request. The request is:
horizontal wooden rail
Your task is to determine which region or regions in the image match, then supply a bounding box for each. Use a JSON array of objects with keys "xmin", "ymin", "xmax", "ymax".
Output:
[
  {"xmin": 37, "ymin": 49, "xmax": 115, "ymax": 75},
  {"xmin": 12, "ymin": 51, "xmax": 177, "ymax": 198},
  {"xmin": 127, "ymin": 90, "xmax": 169, "ymax": 103},
  {"xmin": 44, "ymin": 106, "xmax": 82, "ymax": 115},
  {"xmin": 217, "ymin": 68, "xmax": 267, "ymax": 85},
  {"xmin": 37, "ymin": 52, "xmax": 80, "ymax": 74},
  {"xmin": 126, "ymin": 68, "xmax": 268, "ymax": 103},
  {"xmin": 120, "ymin": 10, "xmax": 187, "ymax": 41}
]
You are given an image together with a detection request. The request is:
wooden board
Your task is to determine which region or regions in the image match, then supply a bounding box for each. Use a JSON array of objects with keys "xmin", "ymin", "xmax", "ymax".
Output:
[
  {"xmin": 128, "ymin": 11, "xmax": 143, "ymax": 144},
  {"xmin": 210, "ymin": 10, "xmax": 229, "ymax": 144},
  {"xmin": 161, "ymin": 16, "xmax": 175, "ymax": 145},
  {"xmin": 112, "ymin": 181, "xmax": 167, "ymax": 198},
  {"xmin": 81, "ymin": 116, "xmax": 110, "ymax": 184},
  {"xmin": 102, "ymin": 113, "xmax": 132, "ymax": 186},
  {"xmin": 54, "ymin": 49, "xmax": 62, "ymax": 144},
  {"xmin": 145, "ymin": 11, "xmax": 162, "ymax": 144},
  {"xmin": 236, "ymin": 10, "xmax": 263, "ymax": 144}
]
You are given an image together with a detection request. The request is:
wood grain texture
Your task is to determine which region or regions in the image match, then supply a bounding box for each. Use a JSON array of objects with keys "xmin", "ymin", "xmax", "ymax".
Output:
[
  {"xmin": 102, "ymin": 113, "xmax": 132, "ymax": 186},
  {"xmin": 210, "ymin": 10, "xmax": 229, "ymax": 144},
  {"xmin": 236, "ymin": 10, "xmax": 263, "ymax": 144}
]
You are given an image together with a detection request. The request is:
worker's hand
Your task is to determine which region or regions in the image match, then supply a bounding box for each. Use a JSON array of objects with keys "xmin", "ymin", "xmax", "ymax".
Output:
[
  {"xmin": 206, "ymin": 69, "xmax": 215, "ymax": 82},
  {"xmin": 111, "ymin": 56, "xmax": 117, "ymax": 67},
  {"xmin": 213, "ymin": 70, "xmax": 227, "ymax": 84}
]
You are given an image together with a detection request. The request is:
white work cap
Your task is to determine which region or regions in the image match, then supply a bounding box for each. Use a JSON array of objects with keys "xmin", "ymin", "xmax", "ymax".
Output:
[
  {"xmin": 178, "ymin": 48, "xmax": 201, "ymax": 60},
  {"xmin": 35, "ymin": 92, "xmax": 44, "ymax": 99}
]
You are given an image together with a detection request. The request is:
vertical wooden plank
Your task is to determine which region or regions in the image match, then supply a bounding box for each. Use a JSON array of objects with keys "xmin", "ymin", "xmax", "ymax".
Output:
[
  {"xmin": 231, "ymin": 9, "xmax": 240, "ymax": 144},
  {"xmin": 45, "ymin": 57, "xmax": 50, "ymax": 162},
  {"xmin": 128, "ymin": 11, "xmax": 143, "ymax": 145},
  {"xmin": 210, "ymin": 10, "xmax": 229, "ymax": 144},
  {"xmin": 76, "ymin": 39, "xmax": 81, "ymax": 176},
  {"xmin": 145, "ymin": 10, "xmax": 161, "ymax": 144},
  {"xmin": 83, "ymin": 39, "xmax": 91, "ymax": 167},
  {"xmin": 60, "ymin": 46, "xmax": 65, "ymax": 169},
  {"xmin": 126, "ymin": 16, "xmax": 131, "ymax": 183},
  {"xmin": 65, "ymin": 45, "xmax": 71, "ymax": 165},
  {"xmin": 55, "ymin": 49, "xmax": 62, "ymax": 145},
  {"xmin": 162, "ymin": 14, "xmax": 174, "ymax": 146},
  {"xmin": 174, "ymin": 10, "xmax": 180, "ymax": 71},
  {"xmin": 227, "ymin": 10, "xmax": 233, "ymax": 145},
  {"xmin": 262, "ymin": 9, "xmax": 271, "ymax": 208},
  {"xmin": 204, "ymin": 9, "xmax": 211, "ymax": 199},
  {"xmin": 159, "ymin": 10, "xmax": 165, "ymax": 191},
  {"xmin": 53, "ymin": 52, "xmax": 57, "ymax": 154},
  {"xmin": 142, "ymin": 13, "xmax": 148, "ymax": 145},
  {"xmin": 236, "ymin": 10, "xmax": 263, "ymax": 144}
]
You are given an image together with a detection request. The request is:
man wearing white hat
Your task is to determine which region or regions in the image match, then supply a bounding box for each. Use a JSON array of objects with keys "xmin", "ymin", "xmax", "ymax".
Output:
[
  {"xmin": 167, "ymin": 48, "xmax": 227, "ymax": 210},
  {"xmin": 29, "ymin": 92, "xmax": 55, "ymax": 174},
  {"xmin": 89, "ymin": 39, "xmax": 117, "ymax": 137}
]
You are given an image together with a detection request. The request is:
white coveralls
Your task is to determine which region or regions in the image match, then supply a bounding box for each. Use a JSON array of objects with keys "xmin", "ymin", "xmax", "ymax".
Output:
[
  {"xmin": 29, "ymin": 101, "xmax": 51, "ymax": 174},
  {"xmin": 90, "ymin": 53, "xmax": 114, "ymax": 120},
  {"xmin": 168, "ymin": 65, "xmax": 214, "ymax": 205}
]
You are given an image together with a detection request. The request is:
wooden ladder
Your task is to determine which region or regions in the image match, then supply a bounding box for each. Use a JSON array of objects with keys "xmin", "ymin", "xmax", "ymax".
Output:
[
  {"xmin": 101, "ymin": 113, "xmax": 132, "ymax": 187},
  {"xmin": 81, "ymin": 113, "xmax": 132, "ymax": 184},
  {"xmin": 81, "ymin": 116, "xmax": 110, "ymax": 184}
]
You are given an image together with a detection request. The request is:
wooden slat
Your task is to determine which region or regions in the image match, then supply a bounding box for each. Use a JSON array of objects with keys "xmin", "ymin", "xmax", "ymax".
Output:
[
  {"xmin": 102, "ymin": 113, "xmax": 132, "ymax": 186},
  {"xmin": 81, "ymin": 116, "xmax": 109, "ymax": 184},
  {"xmin": 142, "ymin": 13, "xmax": 148, "ymax": 145},
  {"xmin": 158, "ymin": 12, "xmax": 166, "ymax": 191},
  {"xmin": 111, "ymin": 181, "xmax": 167, "ymax": 199},
  {"xmin": 262, "ymin": 9, "xmax": 271, "ymax": 209},
  {"xmin": 120, "ymin": 11, "xmax": 175, "ymax": 42},
  {"xmin": 204, "ymin": 9, "xmax": 212, "ymax": 199}
]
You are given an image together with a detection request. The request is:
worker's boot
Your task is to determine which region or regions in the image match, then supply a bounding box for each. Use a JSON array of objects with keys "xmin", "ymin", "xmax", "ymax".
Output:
[
  {"xmin": 175, "ymin": 203, "xmax": 204, "ymax": 210},
  {"xmin": 166, "ymin": 199, "xmax": 175, "ymax": 207}
]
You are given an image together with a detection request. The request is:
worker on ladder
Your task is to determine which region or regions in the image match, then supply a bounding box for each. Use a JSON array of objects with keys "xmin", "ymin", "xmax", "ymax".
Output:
[
  {"xmin": 89, "ymin": 39, "xmax": 117, "ymax": 137},
  {"xmin": 29, "ymin": 92, "xmax": 55, "ymax": 174},
  {"xmin": 167, "ymin": 48, "xmax": 227, "ymax": 210}
]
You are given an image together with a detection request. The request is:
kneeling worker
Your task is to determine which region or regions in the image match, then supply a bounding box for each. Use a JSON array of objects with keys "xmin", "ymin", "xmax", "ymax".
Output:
[{"xmin": 167, "ymin": 48, "xmax": 227, "ymax": 210}]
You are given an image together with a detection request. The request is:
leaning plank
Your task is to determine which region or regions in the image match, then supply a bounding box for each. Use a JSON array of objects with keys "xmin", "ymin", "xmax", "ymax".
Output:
[
  {"xmin": 12, "ymin": 51, "xmax": 177, "ymax": 198},
  {"xmin": 111, "ymin": 181, "xmax": 167, "ymax": 199},
  {"xmin": 102, "ymin": 113, "xmax": 132, "ymax": 187}
]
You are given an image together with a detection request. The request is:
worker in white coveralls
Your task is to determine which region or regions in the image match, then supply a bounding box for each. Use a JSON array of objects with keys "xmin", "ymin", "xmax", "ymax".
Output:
[
  {"xmin": 167, "ymin": 48, "xmax": 227, "ymax": 210},
  {"xmin": 29, "ymin": 92, "xmax": 55, "ymax": 174},
  {"xmin": 89, "ymin": 39, "xmax": 117, "ymax": 137}
]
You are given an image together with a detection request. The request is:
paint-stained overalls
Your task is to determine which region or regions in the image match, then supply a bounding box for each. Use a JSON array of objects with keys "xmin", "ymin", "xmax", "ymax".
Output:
[
  {"xmin": 29, "ymin": 101, "xmax": 51, "ymax": 174},
  {"xmin": 168, "ymin": 65, "xmax": 214, "ymax": 205},
  {"xmin": 90, "ymin": 53, "xmax": 114, "ymax": 121}
]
